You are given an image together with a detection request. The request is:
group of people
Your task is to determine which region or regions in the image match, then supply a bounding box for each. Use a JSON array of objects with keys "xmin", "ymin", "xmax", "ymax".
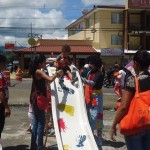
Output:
[{"xmin": 0, "ymin": 47, "xmax": 150, "ymax": 150}]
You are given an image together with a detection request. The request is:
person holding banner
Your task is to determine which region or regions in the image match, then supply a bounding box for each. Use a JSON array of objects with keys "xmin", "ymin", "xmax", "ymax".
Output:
[{"xmin": 29, "ymin": 54, "xmax": 63, "ymax": 150}]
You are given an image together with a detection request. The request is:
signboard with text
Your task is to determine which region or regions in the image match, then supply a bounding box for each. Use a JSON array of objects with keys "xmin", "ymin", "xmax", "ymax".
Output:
[
  {"xmin": 128, "ymin": 0, "xmax": 150, "ymax": 9},
  {"xmin": 101, "ymin": 48, "xmax": 123, "ymax": 56},
  {"xmin": 5, "ymin": 43, "xmax": 15, "ymax": 50}
]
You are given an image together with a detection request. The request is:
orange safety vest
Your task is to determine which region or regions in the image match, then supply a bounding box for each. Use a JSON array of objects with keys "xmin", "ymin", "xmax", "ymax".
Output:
[{"xmin": 84, "ymin": 72, "xmax": 95, "ymax": 105}]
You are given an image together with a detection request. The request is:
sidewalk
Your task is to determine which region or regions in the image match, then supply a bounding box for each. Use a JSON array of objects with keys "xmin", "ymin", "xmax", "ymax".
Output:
[{"xmin": 10, "ymin": 73, "xmax": 32, "ymax": 80}]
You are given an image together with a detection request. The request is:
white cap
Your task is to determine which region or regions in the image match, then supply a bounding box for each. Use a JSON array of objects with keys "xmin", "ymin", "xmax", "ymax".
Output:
[{"xmin": 84, "ymin": 64, "xmax": 89, "ymax": 69}]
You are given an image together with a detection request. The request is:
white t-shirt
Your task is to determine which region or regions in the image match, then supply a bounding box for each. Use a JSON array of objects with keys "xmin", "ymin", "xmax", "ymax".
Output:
[{"xmin": 117, "ymin": 70, "xmax": 126, "ymax": 87}]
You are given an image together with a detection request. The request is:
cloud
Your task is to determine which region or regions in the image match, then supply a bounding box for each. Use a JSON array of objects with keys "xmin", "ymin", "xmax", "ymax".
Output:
[
  {"xmin": 82, "ymin": 0, "xmax": 125, "ymax": 6},
  {"xmin": 0, "ymin": 0, "xmax": 126, "ymax": 47},
  {"xmin": 0, "ymin": 0, "xmax": 68, "ymax": 47}
]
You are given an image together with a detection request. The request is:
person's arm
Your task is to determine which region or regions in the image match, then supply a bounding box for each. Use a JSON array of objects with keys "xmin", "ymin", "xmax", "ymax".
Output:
[
  {"xmin": 81, "ymin": 72, "xmax": 102, "ymax": 86},
  {"xmin": 81, "ymin": 77, "xmax": 95, "ymax": 86},
  {"xmin": 36, "ymin": 69, "xmax": 63, "ymax": 83},
  {"xmin": 110, "ymin": 90, "xmax": 134, "ymax": 141},
  {"xmin": 0, "ymin": 92, "xmax": 11, "ymax": 117}
]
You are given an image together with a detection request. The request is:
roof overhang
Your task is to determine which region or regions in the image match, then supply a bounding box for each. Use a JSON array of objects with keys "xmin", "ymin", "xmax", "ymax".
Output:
[{"xmin": 13, "ymin": 45, "xmax": 98, "ymax": 54}]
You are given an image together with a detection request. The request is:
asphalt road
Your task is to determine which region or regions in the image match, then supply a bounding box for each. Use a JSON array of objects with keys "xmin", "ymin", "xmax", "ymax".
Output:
[
  {"xmin": 8, "ymin": 78, "xmax": 117, "ymax": 108},
  {"xmin": 0, "ymin": 78, "xmax": 126, "ymax": 150}
]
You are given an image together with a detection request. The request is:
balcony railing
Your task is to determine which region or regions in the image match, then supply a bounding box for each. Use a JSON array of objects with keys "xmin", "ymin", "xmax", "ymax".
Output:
[{"xmin": 129, "ymin": 24, "xmax": 150, "ymax": 32}]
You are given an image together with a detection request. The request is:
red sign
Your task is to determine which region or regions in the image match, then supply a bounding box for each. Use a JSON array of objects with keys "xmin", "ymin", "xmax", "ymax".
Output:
[
  {"xmin": 128, "ymin": 0, "xmax": 150, "ymax": 9},
  {"xmin": 5, "ymin": 43, "xmax": 15, "ymax": 49}
]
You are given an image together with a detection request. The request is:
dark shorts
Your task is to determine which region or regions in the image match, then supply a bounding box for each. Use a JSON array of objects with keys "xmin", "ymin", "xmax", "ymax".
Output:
[{"xmin": 0, "ymin": 103, "xmax": 5, "ymax": 138}]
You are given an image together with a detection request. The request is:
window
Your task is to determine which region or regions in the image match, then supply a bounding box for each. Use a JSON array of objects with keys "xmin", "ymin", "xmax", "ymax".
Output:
[
  {"xmin": 86, "ymin": 17, "xmax": 92, "ymax": 29},
  {"xmin": 71, "ymin": 22, "xmax": 83, "ymax": 35},
  {"xmin": 111, "ymin": 12, "xmax": 123, "ymax": 24},
  {"xmin": 78, "ymin": 23, "xmax": 83, "ymax": 31},
  {"xmin": 111, "ymin": 35, "xmax": 123, "ymax": 45}
]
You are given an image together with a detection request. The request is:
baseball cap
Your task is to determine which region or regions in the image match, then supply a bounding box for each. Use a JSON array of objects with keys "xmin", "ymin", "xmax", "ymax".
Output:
[{"xmin": 84, "ymin": 64, "xmax": 89, "ymax": 69}]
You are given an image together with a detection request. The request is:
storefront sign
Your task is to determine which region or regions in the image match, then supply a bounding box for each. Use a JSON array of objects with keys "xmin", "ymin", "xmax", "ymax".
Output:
[{"xmin": 101, "ymin": 48, "xmax": 123, "ymax": 56}]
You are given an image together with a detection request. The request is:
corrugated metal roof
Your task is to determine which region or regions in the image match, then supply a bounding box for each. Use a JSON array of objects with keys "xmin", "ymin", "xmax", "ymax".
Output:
[{"xmin": 13, "ymin": 45, "xmax": 97, "ymax": 54}]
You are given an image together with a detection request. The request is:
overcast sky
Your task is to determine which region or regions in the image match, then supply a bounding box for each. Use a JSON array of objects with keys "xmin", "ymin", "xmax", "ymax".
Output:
[{"xmin": 0, "ymin": 0, "xmax": 125, "ymax": 47}]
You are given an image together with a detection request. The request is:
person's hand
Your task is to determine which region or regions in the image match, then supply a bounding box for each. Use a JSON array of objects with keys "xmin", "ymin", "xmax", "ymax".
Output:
[
  {"xmin": 54, "ymin": 61, "xmax": 59, "ymax": 67},
  {"xmin": 5, "ymin": 106, "xmax": 11, "ymax": 117},
  {"xmin": 110, "ymin": 125, "xmax": 117, "ymax": 141},
  {"xmin": 56, "ymin": 70, "xmax": 63, "ymax": 77}
]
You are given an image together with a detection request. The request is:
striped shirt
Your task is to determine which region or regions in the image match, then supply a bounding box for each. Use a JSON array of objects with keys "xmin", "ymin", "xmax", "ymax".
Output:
[{"xmin": 125, "ymin": 70, "xmax": 150, "ymax": 92}]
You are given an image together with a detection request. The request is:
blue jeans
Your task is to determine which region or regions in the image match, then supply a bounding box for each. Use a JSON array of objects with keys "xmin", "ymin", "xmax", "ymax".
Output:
[
  {"xmin": 31, "ymin": 103, "xmax": 45, "ymax": 150},
  {"xmin": 125, "ymin": 130, "xmax": 150, "ymax": 150}
]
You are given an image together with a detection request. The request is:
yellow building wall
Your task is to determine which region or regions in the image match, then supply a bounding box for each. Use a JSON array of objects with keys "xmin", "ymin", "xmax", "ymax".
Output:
[
  {"xmin": 68, "ymin": 9, "xmax": 124, "ymax": 50},
  {"xmin": 93, "ymin": 10, "xmax": 123, "ymax": 49},
  {"xmin": 67, "ymin": 9, "xmax": 125, "ymax": 68},
  {"xmin": 68, "ymin": 31, "xmax": 85, "ymax": 40}
]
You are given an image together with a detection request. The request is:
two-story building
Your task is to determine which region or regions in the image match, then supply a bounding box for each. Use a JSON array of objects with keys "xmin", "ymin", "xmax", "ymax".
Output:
[
  {"xmin": 124, "ymin": 0, "xmax": 150, "ymax": 56},
  {"xmin": 66, "ymin": 5, "xmax": 125, "ymax": 68},
  {"xmin": 66, "ymin": 0, "xmax": 150, "ymax": 68}
]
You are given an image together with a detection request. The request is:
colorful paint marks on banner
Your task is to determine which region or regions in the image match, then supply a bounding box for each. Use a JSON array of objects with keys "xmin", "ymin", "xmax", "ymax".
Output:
[
  {"xmin": 58, "ymin": 86, "xmax": 74, "ymax": 94},
  {"xmin": 76, "ymin": 135, "xmax": 86, "ymax": 147},
  {"xmin": 57, "ymin": 103, "xmax": 75, "ymax": 116},
  {"xmin": 58, "ymin": 118, "xmax": 67, "ymax": 132},
  {"xmin": 63, "ymin": 144, "xmax": 70, "ymax": 150}
]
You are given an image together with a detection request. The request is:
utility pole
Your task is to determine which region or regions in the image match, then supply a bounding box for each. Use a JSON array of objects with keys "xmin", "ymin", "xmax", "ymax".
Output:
[{"xmin": 28, "ymin": 23, "xmax": 42, "ymax": 59}]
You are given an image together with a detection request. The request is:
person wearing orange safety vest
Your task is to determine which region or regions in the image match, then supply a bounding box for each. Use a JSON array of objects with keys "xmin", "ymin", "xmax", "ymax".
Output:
[{"xmin": 81, "ymin": 55, "xmax": 104, "ymax": 150}]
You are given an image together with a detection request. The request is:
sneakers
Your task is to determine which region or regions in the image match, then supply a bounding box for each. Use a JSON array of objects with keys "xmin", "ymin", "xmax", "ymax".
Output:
[
  {"xmin": 117, "ymin": 97, "xmax": 121, "ymax": 102},
  {"xmin": 49, "ymin": 128, "xmax": 55, "ymax": 135},
  {"xmin": 27, "ymin": 128, "xmax": 32, "ymax": 133}
]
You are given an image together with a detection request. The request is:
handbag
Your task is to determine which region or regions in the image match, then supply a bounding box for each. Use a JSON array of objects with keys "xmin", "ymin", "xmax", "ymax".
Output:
[
  {"xmin": 34, "ymin": 84, "xmax": 49, "ymax": 111},
  {"xmin": 119, "ymin": 75, "xmax": 150, "ymax": 136},
  {"xmin": 36, "ymin": 95, "xmax": 49, "ymax": 111}
]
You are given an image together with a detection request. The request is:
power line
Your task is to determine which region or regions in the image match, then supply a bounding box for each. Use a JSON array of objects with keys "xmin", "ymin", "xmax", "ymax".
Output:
[{"xmin": 0, "ymin": 17, "xmax": 120, "ymax": 20}]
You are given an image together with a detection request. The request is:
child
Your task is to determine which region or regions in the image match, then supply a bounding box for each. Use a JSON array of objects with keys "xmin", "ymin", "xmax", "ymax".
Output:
[
  {"xmin": 55, "ymin": 44, "xmax": 72, "ymax": 82},
  {"xmin": 0, "ymin": 54, "xmax": 11, "ymax": 139},
  {"xmin": 113, "ymin": 64, "xmax": 122, "ymax": 102}
]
